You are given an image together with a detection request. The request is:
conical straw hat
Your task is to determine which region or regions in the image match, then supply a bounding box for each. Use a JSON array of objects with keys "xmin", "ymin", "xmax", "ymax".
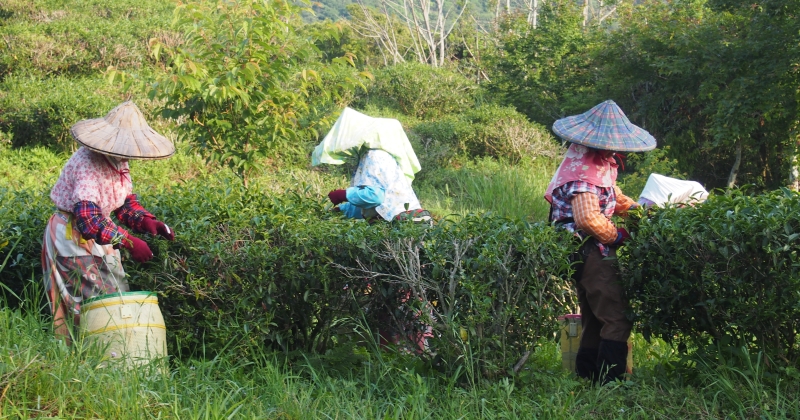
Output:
[
  {"xmin": 552, "ymin": 100, "xmax": 656, "ymax": 152},
  {"xmin": 70, "ymin": 101, "xmax": 175, "ymax": 160}
]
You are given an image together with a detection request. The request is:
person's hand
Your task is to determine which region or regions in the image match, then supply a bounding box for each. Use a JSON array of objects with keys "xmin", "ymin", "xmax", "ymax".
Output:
[
  {"xmin": 120, "ymin": 235, "xmax": 154, "ymax": 263},
  {"xmin": 328, "ymin": 189, "xmax": 347, "ymax": 205},
  {"xmin": 613, "ymin": 228, "xmax": 631, "ymax": 246},
  {"xmin": 141, "ymin": 217, "xmax": 175, "ymax": 241}
]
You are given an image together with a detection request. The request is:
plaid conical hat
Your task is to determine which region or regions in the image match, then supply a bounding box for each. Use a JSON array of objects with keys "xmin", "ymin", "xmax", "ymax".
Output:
[
  {"xmin": 552, "ymin": 100, "xmax": 656, "ymax": 152},
  {"xmin": 70, "ymin": 101, "xmax": 175, "ymax": 160}
]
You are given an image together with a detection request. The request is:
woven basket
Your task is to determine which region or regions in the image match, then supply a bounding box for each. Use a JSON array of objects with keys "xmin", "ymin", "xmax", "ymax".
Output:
[{"xmin": 81, "ymin": 291, "xmax": 167, "ymax": 368}]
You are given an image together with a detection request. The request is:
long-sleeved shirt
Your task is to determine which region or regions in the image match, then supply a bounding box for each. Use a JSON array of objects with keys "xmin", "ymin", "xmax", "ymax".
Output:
[
  {"xmin": 339, "ymin": 185, "xmax": 386, "ymax": 219},
  {"xmin": 550, "ymin": 181, "xmax": 635, "ymax": 256},
  {"xmin": 73, "ymin": 194, "xmax": 155, "ymax": 245}
]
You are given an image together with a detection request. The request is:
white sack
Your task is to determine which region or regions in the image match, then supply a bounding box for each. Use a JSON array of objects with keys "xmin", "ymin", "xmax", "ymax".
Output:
[{"xmin": 639, "ymin": 173, "xmax": 709, "ymax": 206}]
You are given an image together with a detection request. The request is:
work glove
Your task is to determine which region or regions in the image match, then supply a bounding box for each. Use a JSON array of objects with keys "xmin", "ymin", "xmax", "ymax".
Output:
[
  {"xmin": 141, "ymin": 217, "xmax": 175, "ymax": 241},
  {"xmin": 613, "ymin": 228, "xmax": 631, "ymax": 246},
  {"xmin": 328, "ymin": 189, "xmax": 347, "ymax": 205},
  {"xmin": 120, "ymin": 234, "xmax": 154, "ymax": 263}
]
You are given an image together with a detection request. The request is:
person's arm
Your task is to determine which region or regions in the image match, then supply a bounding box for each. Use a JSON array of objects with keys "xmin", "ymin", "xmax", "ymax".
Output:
[
  {"xmin": 73, "ymin": 201, "xmax": 129, "ymax": 245},
  {"xmin": 338, "ymin": 202, "xmax": 364, "ymax": 219},
  {"xmin": 114, "ymin": 194, "xmax": 155, "ymax": 233},
  {"xmin": 114, "ymin": 194, "xmax": 175, "ymax": 240},
  {"xmin": 346, "ymin": 185, "xmax": 385, "ymax": 208},
  {"xmin": 613, "ymin": 185, "xmax": 637, "ymax": 216},
  {"xmin": 572, "ymin": 193, "xmax": 619, "ymax": 245},
  {"xmin": 74, "ymin": 200, "xmax": 155, "ymax": 261}
]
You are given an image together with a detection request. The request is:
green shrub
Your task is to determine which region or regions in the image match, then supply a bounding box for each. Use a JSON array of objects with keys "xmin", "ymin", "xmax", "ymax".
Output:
[
  {"xmin": 0, "ymin": 0, "xmax": 173, "ymax": 79},
  {"xmin": 411, "ymin": 105, "xmax": 562, "ymax": 164},
  {"xmin": 621, "ymin": 188, "xmax": 800, "ymax": 365},
  {"xmin": 140, "ymin": 0, "xmax": 367, "ymax": 186},
  {"xmin": 127, "ymin": 182, "xmax": 577, "ymax": 376},
  {"xmin": 0, "ymin": 76, "xmax": 121, "ymax": 150},
  {"xmin": 1, "ymin": 177, "xmax": 576, "ymax": 376},
  {"xmin": 358, "ymin": 62, "xmax": 477, "ymax": 119},
  {"xmin": 0, "ymin": 188, "xmax": 53, "ymax": 306}
]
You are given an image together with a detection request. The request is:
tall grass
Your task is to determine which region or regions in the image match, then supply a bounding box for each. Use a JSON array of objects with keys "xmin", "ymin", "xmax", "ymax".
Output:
[
  {"xmin": 2, "ymin": 302, "xmax": 798, "ymax": 419},
  {"xmin": 416, "ymin": 157, "xmax": 558, "ymax": 222}
]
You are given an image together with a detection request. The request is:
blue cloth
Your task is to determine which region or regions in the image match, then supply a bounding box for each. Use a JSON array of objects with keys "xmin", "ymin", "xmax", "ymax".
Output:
[
  {"xmin": 346, "ymin": 185, "xmax": 385, "ymax": 209},
  {"xmin": 340, "ymin": 186, "xmax": 385, "ymax": 219},
  {"xmin": 339, "ymin": 202, "xmax": 363, "ymax": 219}
]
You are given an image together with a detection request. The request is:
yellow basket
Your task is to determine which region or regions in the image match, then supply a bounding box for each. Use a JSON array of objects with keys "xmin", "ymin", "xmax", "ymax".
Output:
[{"xmin": 81, "ymin": 291, "xmax": 167, "ymax": 368}]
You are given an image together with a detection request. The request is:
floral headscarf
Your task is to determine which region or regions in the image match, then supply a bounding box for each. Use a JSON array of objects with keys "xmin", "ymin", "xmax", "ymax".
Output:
[{"xmin": 544, "ymin": 144, "xmax": 618, "ymax": 204}]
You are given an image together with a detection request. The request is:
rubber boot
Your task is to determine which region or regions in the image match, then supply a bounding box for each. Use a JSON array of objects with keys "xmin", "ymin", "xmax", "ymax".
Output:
[
  {"xmin": 597, "ymin": 339, "xmax": 628, "ymax": 385},
  {"xmin": 575, "ymin": 347, "xmax": 599, "ymax": 381}
]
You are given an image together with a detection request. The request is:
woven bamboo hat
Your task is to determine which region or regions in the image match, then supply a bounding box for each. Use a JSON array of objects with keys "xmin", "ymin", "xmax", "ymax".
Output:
[
  {"xmin": 70, "ymin": 101, "xmax": 175, "ymax": 160},
  {"xmin": 552, "ymin": 100, "xmax": 656, "ymax": 152}
]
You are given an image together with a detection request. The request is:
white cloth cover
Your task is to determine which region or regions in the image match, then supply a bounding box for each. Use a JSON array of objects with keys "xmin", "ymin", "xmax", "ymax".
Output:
[
  {"xmin": 351, "ymin": 150, "xmax": 422, "ymax": 220},
  {"xmin": 311, "ymin": 107, "xmax": 421, "ymax": 181},
  {"xmin": 638, "ymin": 173, "xmax": 709, "ymax": 206}
]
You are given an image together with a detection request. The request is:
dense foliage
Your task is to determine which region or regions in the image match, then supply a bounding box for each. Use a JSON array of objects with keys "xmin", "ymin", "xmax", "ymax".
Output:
[
  {"xmin": 130, "ymin": 0, "xmax": 369, "ymax": 185},
  {"xmin": 411, "ymin": 104, "xmax": 562, "ymax": 164},
  {"xmin": 3, "ymin": 0, "xmax": 800, "ymax": 381},
  {"xmin": 622, "ymin": 189, "xmax": 800, "ymax": 364},
  {"xmin": 0, "ymin": 181, "xmax": 576, "ymax": 377},
  {"xmin": 593, "ymin": 0, "xmax": 800, "ymax": 189},
  {"xmin": 356, "ymin": 62, "xmax": 478, "ymax": 120},
  {"xmin": 483, "ymin": 1, "xmax": 595, "ymax": 124}
]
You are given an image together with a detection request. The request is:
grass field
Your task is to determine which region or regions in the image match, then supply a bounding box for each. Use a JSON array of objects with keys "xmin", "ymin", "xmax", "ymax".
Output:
[{"xmin": 1, "ymin": 301, "xmax": 798, "ymax": 419}]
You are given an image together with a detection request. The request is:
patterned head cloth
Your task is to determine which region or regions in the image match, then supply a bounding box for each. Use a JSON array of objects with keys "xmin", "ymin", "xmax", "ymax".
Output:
[{"xmin": 552, "ymin": 100, "xmax": 656, "ymax": 152}]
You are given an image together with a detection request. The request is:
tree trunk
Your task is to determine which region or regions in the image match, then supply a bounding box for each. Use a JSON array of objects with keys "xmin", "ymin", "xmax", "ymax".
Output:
[
  {"xmin": 727, "ymin": 141, "xmax": 743, "ymax": 188},
  {"xmin": 790, "ymin": 154, "xmax": 800, "ymax": 191},
  {"xmin": 583, "ymin": 0, "xmax": 589, "ymax": 27}
]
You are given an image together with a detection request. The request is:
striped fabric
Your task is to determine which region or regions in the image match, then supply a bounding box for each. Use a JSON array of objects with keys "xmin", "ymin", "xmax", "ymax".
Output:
[
  {"xmin": 550, "ymin": 181, "xmax": 636, "ymax": 257},
  {"xmin": 573, "ymin": 193, "xmax": 618, "ymax": 245},
  {"xmin": 553, "ymin": 100, "xmax": 657, "ymax": 152}
]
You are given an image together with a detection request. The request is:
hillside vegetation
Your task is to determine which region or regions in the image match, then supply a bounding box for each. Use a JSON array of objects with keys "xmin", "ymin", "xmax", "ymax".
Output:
[{"xmin": 1, "ymin": 0, "xmax": 799, "ymax": 418}]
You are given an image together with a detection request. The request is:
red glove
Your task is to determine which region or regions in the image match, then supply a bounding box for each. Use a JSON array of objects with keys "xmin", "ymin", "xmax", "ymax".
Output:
[
  {"xmin": 141, "ymin": 217, "xmax": 175, "ymax": 241},
  {"xmin": 120, "ymin": 234, "xmax": 154, "ymax": 263},
  {"xmin": 613, "ymin": 228, "xmax": 631, "ymax": 246},
  {"xmin": 328, "ymin": 189, "xmax": 347, "ymax": 205}
]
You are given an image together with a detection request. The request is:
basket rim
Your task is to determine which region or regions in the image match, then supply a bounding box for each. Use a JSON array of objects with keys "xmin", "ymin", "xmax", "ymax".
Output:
[{"xmin": 83, "ymin": 291, "xmax": 157, "ymax": 305}]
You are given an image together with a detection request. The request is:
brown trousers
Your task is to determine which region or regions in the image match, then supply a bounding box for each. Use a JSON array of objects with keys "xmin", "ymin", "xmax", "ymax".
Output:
[{"xmin": 575, "ymin": 243, "xmax": 632, "ymax": 348}]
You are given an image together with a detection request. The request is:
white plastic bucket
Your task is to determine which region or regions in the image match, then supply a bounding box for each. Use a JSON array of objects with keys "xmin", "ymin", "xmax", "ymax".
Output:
[{"xmin": 81, "ymin": 291, "xmax": 167, "ymax": 367}]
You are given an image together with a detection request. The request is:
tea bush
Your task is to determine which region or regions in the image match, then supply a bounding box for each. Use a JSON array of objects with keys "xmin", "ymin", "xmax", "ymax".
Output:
[
  {"xmin": 128, "ymin": 182, "xmax": 577, "ymax": 375},
  {"xmin": 411, "ymin": 105, "xmax": 562, "ymax": 164},
  {"xmin": 0, "ymin": 0, "xmax": 173, "ymax": 79},
  {"xmin": 0, "ymin": 188, "xmax": 53, "ymax": 305},
  {"xmin": 1, "ymin": 178, "xmax": 576, "ymax": 376},
  {"xmin": 621, "ymin": 188, "xmax": 800, "ymax": 365},
  {"xmin": 357, "ymin": 62, "xmax": 477, "ymax": 119},
  {"xmin": 0, "ymin": 76, "xmax": 123, "ymax": 150}
]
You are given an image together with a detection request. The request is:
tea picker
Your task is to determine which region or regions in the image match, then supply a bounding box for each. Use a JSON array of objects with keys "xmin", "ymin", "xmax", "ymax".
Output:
[
  {"xmin": 312, "ymin": 107, "xmax": 433, "ymax": 353},
  {"xmin": 42, "ymin": 100, "xmax": 174, "ymax": 362},
  {"xmin": 545, "ymin": 100, "xmax": 656, "ymax": 384},
  {"xmin": 312, "ymin": 107, "xmax": 432, "ymax": 224}
]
